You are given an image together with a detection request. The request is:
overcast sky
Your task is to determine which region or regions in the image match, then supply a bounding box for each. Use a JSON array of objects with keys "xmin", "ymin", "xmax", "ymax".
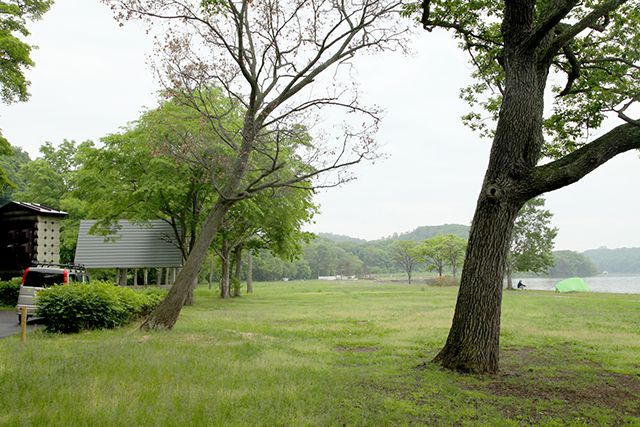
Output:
[{"xmin": 1, "ymin": 0, "xmax": 638, "ymax": 251}]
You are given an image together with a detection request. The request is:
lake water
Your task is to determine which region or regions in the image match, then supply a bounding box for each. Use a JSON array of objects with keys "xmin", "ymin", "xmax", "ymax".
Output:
[{"xmin": 515, "ymin": 275, "xmax": 640, "ymax": 294}]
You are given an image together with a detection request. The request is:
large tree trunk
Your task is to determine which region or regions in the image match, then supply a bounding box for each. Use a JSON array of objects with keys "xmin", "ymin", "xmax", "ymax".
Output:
[
  {"xmin": 434, "ymin": 9, "xmax": 546, "ymax": 373},
  {"xmin": 141, "ymin": 202, "xmax": 232, "ymax": 330},
  {"xmin": 433, "ymin": 200, "xmax": 521, "ymax": 373},
  {"xmin": 431, "ymin": 0, "xmax": 640, "ymax": 375},
  {"xmin": 246, "ymin": 251, "xmax": 253, "ymax": 294}
]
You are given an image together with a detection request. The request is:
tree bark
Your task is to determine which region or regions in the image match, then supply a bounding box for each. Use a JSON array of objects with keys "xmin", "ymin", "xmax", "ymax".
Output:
[
  {"xmin": 183, "ymin": 276, "xmax": 198, "ymax": 306},
  {"xmin": 246, "ymin": 251, "xmax": 253, "ymax": 294},
  {"xmin": 233, "ymin": 244, "xmax": 242, "ymax": 297},
  {"xmin": 118, "ymin": 268, "xmax": 128, "ymax": 286},
  {"xmin": 433, "ymin": 198, "xmax": 522, "ymax": 373},
  {"xmin": 208, "ymin": 257, "xmax": 214, "ymax": 290},
  {"xmin": 220, "ymin": 240, "xmax": 231, "ymax": 299},
  {"xmin": 141, "ymin": 202, "xmax": 232, "ymax": 330},
  {"xmin": 506, "ymin": 264, "xmax": 514, "ymax": 291},
  {"xmin": 433, "ymin": 7, "xmax": 547, "ymax": 373}
]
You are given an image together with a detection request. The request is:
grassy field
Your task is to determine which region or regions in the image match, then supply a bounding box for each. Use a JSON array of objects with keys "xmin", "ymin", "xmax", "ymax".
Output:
[{"xmin": 1, "ymin": 280, "xmax": 639, "ymax": 426}]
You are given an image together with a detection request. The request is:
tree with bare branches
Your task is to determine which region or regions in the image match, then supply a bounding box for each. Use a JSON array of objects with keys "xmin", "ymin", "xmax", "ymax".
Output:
[
  {"xmin": 404, "ymin": 0, "xmax": 640, "ymax": 373},
  {"xmin": 103, "ymin": 0, "xmax": 407, "ymax": 330}
]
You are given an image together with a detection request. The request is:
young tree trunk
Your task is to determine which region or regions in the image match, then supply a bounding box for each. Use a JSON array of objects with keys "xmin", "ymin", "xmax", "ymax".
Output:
[
  {"xmin": 183, "ymin": 276, "xmax": 198, "ymax": 306},
  {"xmin": 220, "ymin": 240, "xmax": 231, "ymax": 299},
  {"xmin": 208, "ymin": 257, "xmax": 214, "ymax": 290},
  {"xmin": 505, "ymin": 264, "xmax": 514, "ymax": 291},
  {"xmin": 233, "ymin": 244, "xmax": 242, "ymax": 297},
  {"xmin": 141, "ymin": 202, "xmax": 232, "ymax": 330},
  {"xmin": 246, "ymin": 251, "xmax": 253, "ymax": 294}
]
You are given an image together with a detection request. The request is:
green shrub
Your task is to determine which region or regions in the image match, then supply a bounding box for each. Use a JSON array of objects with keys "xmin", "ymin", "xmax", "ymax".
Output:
[
  {"xmin": 36, "ymin": 281, "xmax": 167, "ymax": 333},
  {"xmin": 231, "ymin": 277, "xmax": 242, "ymax": 296},
  {"xmin": 425, "ymin": 276, "xmax": 459, "ymax": 287},
  {"xmin": 137, "ymin": 287, "xmax": 168, "ymax": 316},
  {"xmin": 0, "ymin": 277, "xmax": 22, "ymax": 307}
]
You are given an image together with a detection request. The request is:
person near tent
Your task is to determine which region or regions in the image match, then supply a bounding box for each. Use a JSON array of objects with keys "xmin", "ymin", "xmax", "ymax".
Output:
[{"xmin": 517, "ymin": 280, "xmax": 526, "ymax": 289}]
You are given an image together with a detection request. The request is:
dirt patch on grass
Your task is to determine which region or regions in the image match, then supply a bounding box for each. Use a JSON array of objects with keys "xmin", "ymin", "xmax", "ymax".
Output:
[
  {"xmin": 335, "ymin": 345, "xmax": 379, "ymax": 353},
  {"xmin": 477, "ymin": 346, "xmax": 640, "ymax": 421}
]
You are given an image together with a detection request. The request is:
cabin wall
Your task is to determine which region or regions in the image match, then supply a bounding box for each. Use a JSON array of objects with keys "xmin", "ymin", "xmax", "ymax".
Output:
[{"xmin": 35, "ymin": 216, "xmax": 62, "ymax": 264}]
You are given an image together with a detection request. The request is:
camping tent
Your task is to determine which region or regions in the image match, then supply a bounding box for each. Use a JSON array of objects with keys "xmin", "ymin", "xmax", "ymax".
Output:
[{"xmin": 555, "ymin": 277, "xmax": 590, "ymax": 293}]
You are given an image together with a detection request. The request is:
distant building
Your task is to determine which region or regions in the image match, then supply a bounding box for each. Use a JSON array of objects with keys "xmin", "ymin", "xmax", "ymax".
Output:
[
  {"xmin": 0, "ymin": 201, "xmax": 68, "ymax": 280},
  {"xmin": 75, "ymin": 220, "xmax": 183, "ymax": 285}
]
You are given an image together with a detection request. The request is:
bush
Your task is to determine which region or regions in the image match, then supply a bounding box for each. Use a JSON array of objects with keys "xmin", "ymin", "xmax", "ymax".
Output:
[
  {"xmin": 425, "ymin": 276, "xmax": 459, "ymax": 287},
  {"xmin": 231, "ymin": 277, "xmax": 242, "ymax": 296},
  {"xmin": 36, "ymin": 281, "xmax": 167, "ymax": 333},
  {"xmin": 0, "ymin": 278, "xmax": 22, "ymax": 307}
]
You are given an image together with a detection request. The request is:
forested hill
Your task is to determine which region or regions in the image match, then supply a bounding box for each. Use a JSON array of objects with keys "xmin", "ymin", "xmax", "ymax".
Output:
[
  {"xmin": 392, "ymin": 224, "xmax": 470, "ymax": 241},
  {"xmin": 317, "ymin": 233, "xmax": 367, "ymax": 244},
  {"xmin": 583, "ymin": 247, "xmax": 640, "ymax": 274},
  {"xmin": 319, "ymin": 224, "xmax": 470, "ymax": 244}
]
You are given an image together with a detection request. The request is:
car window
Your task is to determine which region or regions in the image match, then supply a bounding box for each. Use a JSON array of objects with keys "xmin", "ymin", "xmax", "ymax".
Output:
[{"xmin": 23, "ymin": 271, "xmax": 64, "ymax": 288}]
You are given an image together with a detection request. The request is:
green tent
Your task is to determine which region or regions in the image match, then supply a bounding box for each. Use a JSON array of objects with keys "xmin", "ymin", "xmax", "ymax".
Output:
[{"xmin": 554, "ymin": 277, "xmax": 590, "ymax": 293}]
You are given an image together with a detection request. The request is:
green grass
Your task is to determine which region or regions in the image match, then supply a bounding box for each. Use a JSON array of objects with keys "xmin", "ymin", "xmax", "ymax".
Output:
[{"xmin": 1, "ymin": 281, "xmax": 639, "ymax": 426}]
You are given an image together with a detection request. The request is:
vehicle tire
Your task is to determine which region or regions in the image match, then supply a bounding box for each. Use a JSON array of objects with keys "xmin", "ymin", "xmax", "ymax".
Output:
[{"xmin": 17, "ymin": 314, "xmax": 21, "ymax": 325}]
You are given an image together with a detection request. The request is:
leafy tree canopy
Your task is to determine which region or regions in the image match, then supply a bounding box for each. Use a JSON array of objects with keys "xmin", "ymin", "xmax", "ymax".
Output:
[
  {"xmin": 0, "ymin": 144, "xmax": 29, "ymax": 203},
  {"xmin": 11, "ymin": 140, "xmax": 91, "ymax": 262},
  {"xmin": 509, "ymin": 197, "xmax": 558, "ymax": 274},
  {"xmin": 0, "ymin": 0, "xmax": 52, "ymax": 104},
  {"xmin": 0, "ymin": 0, "xmax": 53, "ymax": 188},
  {"xmin": 406, "ymin": 0, "xmax": 640, "ymax": 156},
  {"xmin": 415, "ymin": 234, "xmax": 467, "ymax": 277}
]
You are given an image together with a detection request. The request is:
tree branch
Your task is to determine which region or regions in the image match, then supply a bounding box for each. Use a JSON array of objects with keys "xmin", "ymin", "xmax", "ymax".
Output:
[
  {"xmin": 523, "ymin": 0, "xmax": 579, "ymax": 50},
  {"xmin": 543, "ymin": 0, "xmax": 628, "ymax": 63},
  {"xmin": 557, "ymin": 44, "xmax": 580, "ymax": 97},
  {"xmin": 526, "ymin": 122, "xmax": 640, "ymax": 196}
]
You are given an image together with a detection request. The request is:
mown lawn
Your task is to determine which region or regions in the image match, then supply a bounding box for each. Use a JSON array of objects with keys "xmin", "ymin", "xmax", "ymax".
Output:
[{"xmin": 1, "ymin": 280, "xmax": 639, "ymax": 426}]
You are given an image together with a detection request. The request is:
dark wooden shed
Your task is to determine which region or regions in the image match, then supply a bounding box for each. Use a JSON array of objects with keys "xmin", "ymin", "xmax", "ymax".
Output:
[{"xmin": 0, "ymin": 201, "xmax": 68, "ymax": 280}]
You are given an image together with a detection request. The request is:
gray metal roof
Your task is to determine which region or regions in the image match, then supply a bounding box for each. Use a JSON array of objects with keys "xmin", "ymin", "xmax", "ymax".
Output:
[{"xmin": 75, "ymin": 220, "xmax": 183, "ymax": 268}]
